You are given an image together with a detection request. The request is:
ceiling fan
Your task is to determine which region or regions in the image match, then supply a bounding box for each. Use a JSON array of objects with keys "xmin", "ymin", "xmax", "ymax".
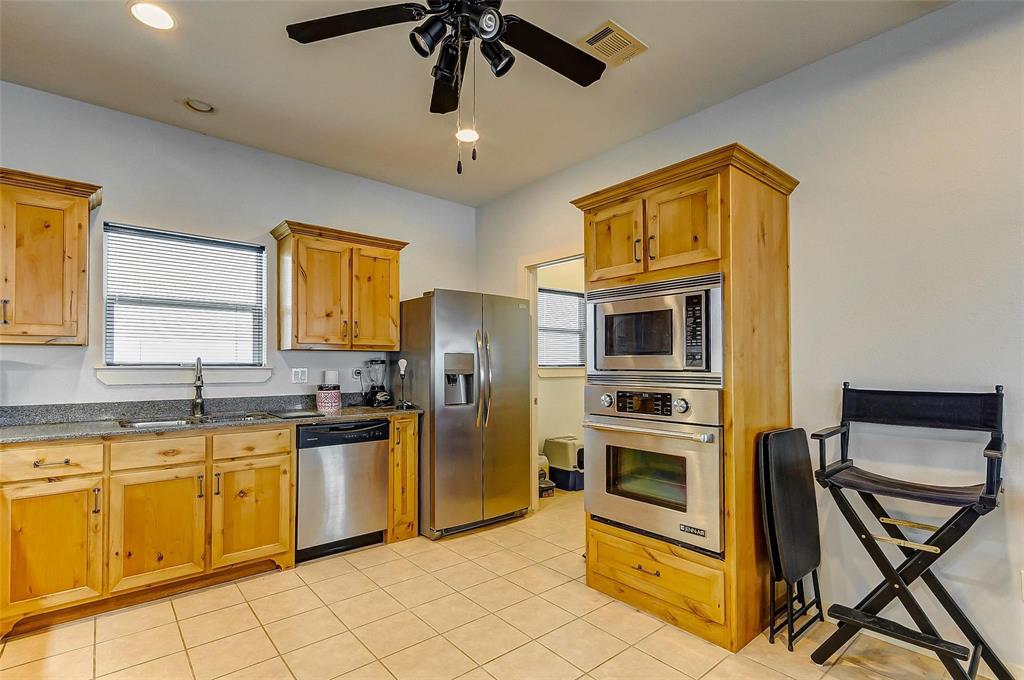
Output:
[{"xmin": 286, "ymin": 1, "xmax": 607, "ymax": 115}]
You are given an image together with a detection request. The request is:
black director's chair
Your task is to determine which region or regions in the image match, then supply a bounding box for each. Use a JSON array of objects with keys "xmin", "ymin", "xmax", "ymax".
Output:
[{"xmin": 810, "ymin": 383, "xmax": 1012, "ymax": 680}]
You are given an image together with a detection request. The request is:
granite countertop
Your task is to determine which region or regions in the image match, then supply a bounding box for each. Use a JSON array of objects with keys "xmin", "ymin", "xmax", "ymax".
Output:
[{"xmin": 0, "ymin": 406, "xmax": 422, "ymax": 445}]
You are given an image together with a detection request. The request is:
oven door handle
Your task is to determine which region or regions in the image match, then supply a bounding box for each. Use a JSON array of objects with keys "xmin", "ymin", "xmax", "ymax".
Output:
[{"xmin": 583, "ymin": 421, "xmax": 715, "ymax": 444}]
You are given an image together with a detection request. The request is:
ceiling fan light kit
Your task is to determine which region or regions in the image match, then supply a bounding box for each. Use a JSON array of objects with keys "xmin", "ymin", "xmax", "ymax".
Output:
[{"xmin": 286, "ymin": 1, "xmax": 606, "ymax": 174}]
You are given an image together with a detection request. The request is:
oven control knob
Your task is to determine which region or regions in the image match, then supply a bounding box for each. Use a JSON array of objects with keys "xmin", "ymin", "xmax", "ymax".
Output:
[
  {"xmin": 600, "ymin": 393, "xmax": 614, "ymax": 408},
  {"xmin": 673, "ymin": 398, "xmax": 691, "ymax": 414}
]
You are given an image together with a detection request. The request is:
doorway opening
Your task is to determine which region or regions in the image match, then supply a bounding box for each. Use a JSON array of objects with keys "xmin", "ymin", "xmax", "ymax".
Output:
[{"xmin": 527, "ymin": 255, "xmax": 585, "ymax": 510}]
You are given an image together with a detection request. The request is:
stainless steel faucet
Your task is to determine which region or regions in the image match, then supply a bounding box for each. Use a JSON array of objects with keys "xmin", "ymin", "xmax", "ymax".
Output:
[{"xmin": 191, "ymin": 357, "xmax": 205, "ymax": 417}]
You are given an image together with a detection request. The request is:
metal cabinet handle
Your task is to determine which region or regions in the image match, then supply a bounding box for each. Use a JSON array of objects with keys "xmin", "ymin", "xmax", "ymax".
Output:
[
  {"xmin": 648, "ymin": 235, "xmax": 657, "ymax": 260},
  {"xmin": 33, "ymin": 457, "xmax": 71, "ymax": 468},
  {"xmin": 1, "ymin": 299, "xmax": 9, "ymax": 325},
  {"xmin": 632, "ymin": 563, "xmax": 660, "ymax": 577},
  {"xmin": 354, "ymin": 321, "xmax": 360, "ymax": 338},
  {"xmin": 92, "ymin": 487, "xmax": 101, "ymax": 514},
  {"xmin": 214, "ymin": 472, "xmax": 221, "ymax": 496},
  {"xmin": 197, "ymin": 474, "xmax": 205, "ymax": 499},
  {"xmin": 343, "ymin": 320, "xmax": 349, "ymax": 340},
  {"xmin": 632, "ymin": 239, "xmax": 641, "ymax": 263}
]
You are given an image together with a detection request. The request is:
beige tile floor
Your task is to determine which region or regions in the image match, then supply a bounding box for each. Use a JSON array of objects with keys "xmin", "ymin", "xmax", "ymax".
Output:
[{"xmin": 0, "ymin": 490, "xmax": 955, "ymax": 680}]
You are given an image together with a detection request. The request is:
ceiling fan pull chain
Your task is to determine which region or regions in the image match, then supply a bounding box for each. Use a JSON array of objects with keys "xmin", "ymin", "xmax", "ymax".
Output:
[{"xmin": 472, "ymin": 45, "xmax": 478, "ymax": 162}]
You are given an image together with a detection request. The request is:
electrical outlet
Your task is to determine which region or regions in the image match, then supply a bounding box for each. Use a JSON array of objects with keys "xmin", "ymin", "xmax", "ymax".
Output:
[
  {"xmin": 352, "ymin": 368, "xmax": 362, "ymax": 380},
  {"xmin": 291, "ymin": 368, "xmax": 308, "ymax": 384}
]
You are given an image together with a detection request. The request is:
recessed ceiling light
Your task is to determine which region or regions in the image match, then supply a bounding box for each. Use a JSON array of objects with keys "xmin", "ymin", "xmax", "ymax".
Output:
[
  {"xmin": 129, "ymin": 2, "xmax": 174, "ymax": 30},
  {"xmin": 184, "ymin": 98, "xmax": 216, "ymax": 114}
]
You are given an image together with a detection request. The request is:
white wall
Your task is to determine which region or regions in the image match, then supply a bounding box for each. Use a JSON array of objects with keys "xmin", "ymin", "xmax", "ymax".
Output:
[
  {"xmin": 0, "ymin": 82, "xmax": 477, "ymax": 406},
  {"xmin": 536, "ymin": 259, "xmax": 585, "ymax": 455},
  {"xmin": 476, "ymin": 2, "xmax": 1024, "ymax": 670}
]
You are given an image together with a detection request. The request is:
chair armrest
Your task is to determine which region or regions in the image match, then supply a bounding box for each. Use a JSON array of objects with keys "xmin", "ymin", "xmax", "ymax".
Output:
[
  {"xmin": 811, "ymin": 424, "xmax": 847, "ymax": 440},
  {"xmin": 984, "ymin": 437, "xmax": 1006, "ymax": 460},
  {"xmin": 812, "ymin": 424, "xmax": 848, "ymax": 470}
]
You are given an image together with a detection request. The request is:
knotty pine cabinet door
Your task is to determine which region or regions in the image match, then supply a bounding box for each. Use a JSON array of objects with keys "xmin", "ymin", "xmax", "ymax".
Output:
[
  {"xmin": 108, "ymin": 465, "xmax": 206, "ymax": 593},
  {"xmin": 351, "ymin": 247, "xmax": 400, "ymax": 350},
  {"xmin": 584, "ymin": 199, "xmax": 645, "ymax": 283},
  {"xmin": 0, "ymin": 185, "xmax": 89, "ymax": 344},
  {"xmin": 210, "ymin": 455, "xmax": 291, "ymax": 568},
  {"xmin": 0, "ymin": 476, "xmax": 103, "ymax": 617},
  {"xmin": 388, "ymin": 415, "xmax": 418, "ymax": 542},
  {"xmin": 295, "ymin": 236, "xmax": 352, "ymax": 347},
  {"xmin": 645, "ymin": 174, "xmax": 721, "ymax": 271}
]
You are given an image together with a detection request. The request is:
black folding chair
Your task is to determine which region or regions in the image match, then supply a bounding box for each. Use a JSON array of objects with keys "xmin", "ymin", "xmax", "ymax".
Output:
[
  {"xmin": 810, "ymin": 383, "xmax": 1011, "ymax": 680},
  {"xmin": 758, "ymin": 428, "xmax": 825, "ymax": 650}
]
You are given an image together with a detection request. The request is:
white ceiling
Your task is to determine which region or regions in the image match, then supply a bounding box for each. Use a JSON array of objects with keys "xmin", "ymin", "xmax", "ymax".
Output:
[{"xmin": 1, "ymin": 1, "xmax": 943, "ymax": 206}]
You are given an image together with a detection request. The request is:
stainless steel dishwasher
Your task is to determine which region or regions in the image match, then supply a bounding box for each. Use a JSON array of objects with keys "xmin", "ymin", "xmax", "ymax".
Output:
[{"xmin": 296, "ymin": 419, "xmax": 390, "ymax": 561}]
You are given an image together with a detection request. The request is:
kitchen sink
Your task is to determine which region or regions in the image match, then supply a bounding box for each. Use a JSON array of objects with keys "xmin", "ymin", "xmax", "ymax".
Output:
[{"xmin": 117, "ymin": 412, "xmax": 277, "ymax": 428}]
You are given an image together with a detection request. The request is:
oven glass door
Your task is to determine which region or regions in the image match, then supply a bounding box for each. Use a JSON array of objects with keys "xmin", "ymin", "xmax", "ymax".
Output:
[
  {"xmin": 607, "ymin": 446, "xmax": 686, "ymax": 512},
  {"xmin": 583, "ymin": 416, "xmax": 722, "ymax": 552}
]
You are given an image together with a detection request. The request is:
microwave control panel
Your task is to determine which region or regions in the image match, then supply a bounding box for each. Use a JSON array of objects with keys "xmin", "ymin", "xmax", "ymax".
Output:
[{"xmin": 684, "ymin": 292, "xmax": 708, "ymax": 369}]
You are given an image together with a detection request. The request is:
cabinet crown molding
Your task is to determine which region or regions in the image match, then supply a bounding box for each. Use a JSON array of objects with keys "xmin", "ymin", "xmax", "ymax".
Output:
[
  {"xmin": 570, "ymin": 142, "xmax": 798, "ymax": 211},
  {"xmin": 272, "ymin": 220, "xmax": 407, "ymax": 251},
  {"xmin": 0, "ymin": 168, "xmax": 103, "ymax": 210}
]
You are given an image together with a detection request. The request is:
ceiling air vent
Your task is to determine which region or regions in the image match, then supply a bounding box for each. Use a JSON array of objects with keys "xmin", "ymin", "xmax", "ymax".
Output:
[{"xmin": 578, "ymin": 20, "xmax": 647, "ymax": 67}]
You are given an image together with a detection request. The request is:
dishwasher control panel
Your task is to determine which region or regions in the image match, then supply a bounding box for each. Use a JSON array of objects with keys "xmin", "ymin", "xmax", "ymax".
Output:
[{"xmin": 298, "ymin": 420, "xmax": 390, "ymax": 449}]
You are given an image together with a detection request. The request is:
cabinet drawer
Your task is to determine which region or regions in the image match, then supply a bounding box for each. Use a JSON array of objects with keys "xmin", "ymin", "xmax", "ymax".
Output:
[
  {"xmin": 1, "ymin": 444, "xmax": 104, "ymax": 482},
  {"xmin": 212, "ymin": 428, "xmax": 291, "ymax": 460},
  {"xmin": 110, "ymin": 436, "xmax": 207, "ymax": 471},
  {"xmin": 588, "ymin": 525, "xmax": 725, "ymax": 625}
]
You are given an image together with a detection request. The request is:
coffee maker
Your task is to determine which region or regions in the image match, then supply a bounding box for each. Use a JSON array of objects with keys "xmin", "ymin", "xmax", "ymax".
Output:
[{"xmin": 361, "ymin": 359, "xmax": 393, "ymax": 407}]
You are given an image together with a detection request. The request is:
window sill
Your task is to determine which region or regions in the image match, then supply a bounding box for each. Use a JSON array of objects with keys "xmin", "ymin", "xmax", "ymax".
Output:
[
  {"xmin": 538, "ymin": 367, "xmax": 586, "ymax": 379},
  {"xmin": 95, "ymin": 366, "xmax": 273, "ymax": 386}
]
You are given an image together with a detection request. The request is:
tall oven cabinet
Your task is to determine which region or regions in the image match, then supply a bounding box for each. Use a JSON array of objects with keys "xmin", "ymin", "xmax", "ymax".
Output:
[{"xmin": 573, "ymin": 143, "xmax": 798, "ymax": 653}]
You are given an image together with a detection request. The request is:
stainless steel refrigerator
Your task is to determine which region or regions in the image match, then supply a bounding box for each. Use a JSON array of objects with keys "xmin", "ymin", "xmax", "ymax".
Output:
[{"xmin": 394, "ymin": 289, "xmax": 531, "ymax": 538}]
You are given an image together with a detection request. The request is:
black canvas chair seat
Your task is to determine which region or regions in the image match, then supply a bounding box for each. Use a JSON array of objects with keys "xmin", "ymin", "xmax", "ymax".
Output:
[
  {"xmin": 828, "ymin": 466, "xmax": 986, "ymax": 507},
  {"xmin": 810, "ymin": 384, "xmax": 1011, "ymax": 680}
]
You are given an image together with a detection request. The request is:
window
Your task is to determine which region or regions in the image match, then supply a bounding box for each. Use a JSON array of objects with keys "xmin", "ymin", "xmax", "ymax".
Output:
[
  {"xmin": 103, "ymin": 223, "xmax": 266, "ymax": 366},
  {"xmin": 537, "ymin": 288, "xmax": 586, "ymax": 367}
]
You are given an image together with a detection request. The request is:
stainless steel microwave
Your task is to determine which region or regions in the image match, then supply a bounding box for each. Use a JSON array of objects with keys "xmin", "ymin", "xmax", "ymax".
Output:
[{"xmin": 586, "ymin": 274, "xmax": 723, "ymax": 386}]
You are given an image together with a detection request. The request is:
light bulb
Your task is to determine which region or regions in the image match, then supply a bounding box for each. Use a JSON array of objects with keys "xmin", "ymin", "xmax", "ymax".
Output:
[
  {"xmin": 455, "ymin": 128, "xmax": 480, "ymax": 143},
  {"xmin": 129, "ymin": 2, "xmax": 175, "ymax": 29}
]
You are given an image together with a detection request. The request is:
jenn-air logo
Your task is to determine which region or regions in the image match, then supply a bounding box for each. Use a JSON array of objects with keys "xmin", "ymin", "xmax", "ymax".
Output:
[{"xmin": 679, "ymin": 524, "xmax": 706, "ymax": 538}]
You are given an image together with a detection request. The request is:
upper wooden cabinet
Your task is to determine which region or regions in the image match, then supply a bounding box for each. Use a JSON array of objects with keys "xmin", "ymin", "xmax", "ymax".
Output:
[
  {"xmin": 273, "ymin": 221, "xmax": 406, "ymax": 351},
  {"xmin": 573, "ymin": 144, "xmax": 797, "ymax": 289},
  {"xmin": 0, "ymin": 169, "xmax": 102, "ymax": 345},
  {"xmin": 584, "ymin": 199, "xmax": 645, "ymax": 283},
  {"xmin": 645, "ymin": 175, "xmax": 721, "ymax": 272}
]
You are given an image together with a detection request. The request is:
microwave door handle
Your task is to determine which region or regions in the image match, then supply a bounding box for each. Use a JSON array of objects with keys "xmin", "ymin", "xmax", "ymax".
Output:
[
  {"xmin": 475, "ymin": 330, "xmax": 484, "ymax": 429},
  {"xmin": 583, "ymin": 421, "xmax": 715, "ymax": 444}
]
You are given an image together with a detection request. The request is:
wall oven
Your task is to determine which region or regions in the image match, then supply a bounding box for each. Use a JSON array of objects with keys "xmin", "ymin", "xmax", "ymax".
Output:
[
  {"xmin": 583, "ymin": 384, "xmax": 723, "ymax": 554},
  {"xmin": 587, "ymin": 274, "xmax": 723, "ymax": 387}
]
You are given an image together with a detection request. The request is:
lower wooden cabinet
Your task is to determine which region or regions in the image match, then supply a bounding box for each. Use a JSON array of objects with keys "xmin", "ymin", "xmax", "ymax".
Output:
[
  {"xmin": 387, "ymin": 415, "xmax": 418, "ymax": 542},
  {"xmin": 108, "ymin": 465, "xmax": 206, "ymax": 593},
  {"xmin": 211, "ymin": 455, "xmax": 292, "ymax": 568},
  {"xmin": 0, "ymin": 476, "xmax": 104, "ymax": 618}
]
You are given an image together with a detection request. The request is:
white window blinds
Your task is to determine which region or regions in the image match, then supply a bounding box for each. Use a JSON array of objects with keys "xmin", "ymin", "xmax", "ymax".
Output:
[
  {"xmin": 537, "ymin": 288, "xmax": 586, "ymax": 367},
  {"xmin": 103, "ymin": 223, "xmax": 266, "ymax": 366}
]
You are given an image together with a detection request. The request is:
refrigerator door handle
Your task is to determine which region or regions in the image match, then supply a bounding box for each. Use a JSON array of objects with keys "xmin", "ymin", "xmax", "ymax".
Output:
[
  {"xmin": 475, "ymin": 330, "xmax": 485, "ymax": 429},
  {"xmin": 484, "ymin": 331, "xmax": 494, "ymax": 428}
]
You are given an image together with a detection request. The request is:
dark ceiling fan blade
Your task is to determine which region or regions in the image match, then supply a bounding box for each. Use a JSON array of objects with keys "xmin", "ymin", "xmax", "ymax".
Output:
[
  {"xmin": 429, "ymin": 40, "xmax": 469, "ymax": 114},
  {"xmin": 287, "ymin": 3, "xmax": 427, "ymax": 44},
  {"xmin": 501, "ymin": 15, "xmax": 606, "ymax": 87}
]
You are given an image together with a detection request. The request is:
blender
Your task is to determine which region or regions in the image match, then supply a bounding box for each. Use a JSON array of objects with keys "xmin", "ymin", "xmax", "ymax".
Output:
[{"xmin": 361, "ymin": 359, "xmax": 392, "ymax": 407}]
